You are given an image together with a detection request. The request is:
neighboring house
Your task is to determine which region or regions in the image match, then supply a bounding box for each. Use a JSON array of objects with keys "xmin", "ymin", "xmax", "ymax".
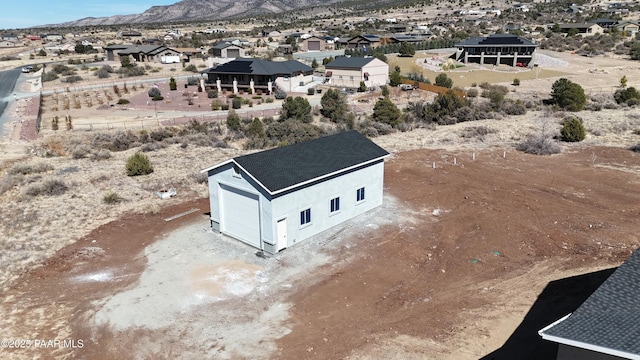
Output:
[
  {"xmin": 118, "ymin": 30, "xmax": 142, "ymax": 38},
  {"xmin": 512, "ymin": 4, "xmax": 530, "ymax": 12},
  {"xmin": 211, "ymin": 42, "xmax": 245, "ymax": 58},
  {"xmin": 454, "ymin": 34, "xmax": 538, "ymax": 67},
  {"xmin": 44, "ymin": 34, "xmax": 63, "ymax": 41},
  {"xmin": 277, "ymin": 44, "xmax": 293, "ymax": 54},
  {"xmin": 0, "ymin": 41, "xmax": 16, "ymax": 48},
  {"xmin": 616, "ymin": 21, "xmax": 640, "ymax": 36},
  {"xmin": 201, "ymin": 58, "xmax": 313, "ymax": 93},
  {"xmin": 347, "ymin": 34, "xmax": 382, "ymax": 49},
  {"xmin": 26, "ymin": 35, "xmax": 41, "ymax": 42},
  {"xmin": 2, "ymin": 34, "xmax": 18, "ymax": 41},
  {"xmin": 558, "ymin": 23, "xmax": 604, "ymax": 36},
  {"xmin": 201, "ymin": 130, "xmax": 390, "ymax": 254},
  {"xmin": 386, "ymin": 35, "xmax": 426, "ymax": 44},
  {"xmin": 103, "ymin": 44, "xmax": 180, "ymax": 63},
  {"xmin": 587, "ymin": 18, "xmax": 618, "ymax": 28},
  {"xmin": 325, "ymin": 56, "xmax": 389, "ymax": 89},
  {"xmin": 299, "ymin": 36, "xmax": 334, "ymax": 51},
  {"xmin": 539, "ymin": 246, "xmax": 640, "ymax": 360}
]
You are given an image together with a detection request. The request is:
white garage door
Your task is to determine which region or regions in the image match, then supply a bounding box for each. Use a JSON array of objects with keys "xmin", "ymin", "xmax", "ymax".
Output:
[{"xmin": 220, "ymin": 184, "xmax": 261, "ymax": 248}]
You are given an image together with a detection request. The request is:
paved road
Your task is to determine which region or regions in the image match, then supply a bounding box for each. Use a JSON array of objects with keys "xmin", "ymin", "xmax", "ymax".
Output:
[{"xmin": 0, "ymin": 68, "xmax": 21, "ymax": 122}]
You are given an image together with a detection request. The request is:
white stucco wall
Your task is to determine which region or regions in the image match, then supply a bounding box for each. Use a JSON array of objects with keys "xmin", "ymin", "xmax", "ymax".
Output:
[
  {"xmin": 207, "ymin": 159, "xmax": 385, "ymax": 253},
  {"xmin": 327, "ymin": 58, "xmax": 388, "ymax": 88},
  {"xmin": 274, "ymin": 74, "xmax": 313, "ymax": 92},
  {"xmin": 270, "ymin": 160, "xmax": 385, "ymax": 249}
]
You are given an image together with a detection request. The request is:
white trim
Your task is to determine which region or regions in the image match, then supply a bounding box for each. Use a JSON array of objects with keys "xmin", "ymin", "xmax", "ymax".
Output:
[
  {"xmin": 201, "ymin": 155, "xmax": 389, "ymax": 196},
  {"xmin": 539, "ymin": 314, "xmax": 640, "ymax": 360}
]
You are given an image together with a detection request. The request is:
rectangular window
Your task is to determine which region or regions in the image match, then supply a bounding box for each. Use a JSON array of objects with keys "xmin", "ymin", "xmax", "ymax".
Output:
[
  {"xmin": 356, "ymin": 187, "xmax": 365, "ymax": 202},
  {"xmin": 300, "ymin": 208, "xmax": 311, "ymax": 225},
  {"xmin": 330, "ymin": 197, "xmax": 340, "ymax": 213}
]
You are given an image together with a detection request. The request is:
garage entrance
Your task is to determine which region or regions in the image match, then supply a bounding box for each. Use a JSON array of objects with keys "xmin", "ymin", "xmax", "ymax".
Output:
[
  {"xmin": 219, "ymin": 184, "xmax": 261, "ymax": 248},
  {"xmin": 308, "ymin": 41, "xmax": 320, "ymax": 51}
]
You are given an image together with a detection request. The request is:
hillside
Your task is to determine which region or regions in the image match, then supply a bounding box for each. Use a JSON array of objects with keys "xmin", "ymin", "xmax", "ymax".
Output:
[{"xmin": 54, "ymin": 0, "xmax": 345, "ymax": 27}]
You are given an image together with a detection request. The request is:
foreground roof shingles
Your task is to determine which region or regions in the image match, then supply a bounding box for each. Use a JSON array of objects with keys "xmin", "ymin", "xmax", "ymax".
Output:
[
  {"xmin": 233, "ymin": 130, "xmax": 389, "ymax": 193},
  {"xmin": 543, "ymin": 247, "xmax": 640, "ymax": 356}
]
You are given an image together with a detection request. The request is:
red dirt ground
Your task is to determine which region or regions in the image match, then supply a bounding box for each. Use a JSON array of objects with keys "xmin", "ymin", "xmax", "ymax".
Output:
[{"xmin": 2, "ymin": 146, "xmax": 640, "ymax": 359}]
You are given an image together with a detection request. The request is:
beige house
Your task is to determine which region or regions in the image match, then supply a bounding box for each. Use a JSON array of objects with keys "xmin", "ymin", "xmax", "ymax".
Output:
[
  {"xmin": 299, "ymin": 36, "xmax": 334, "ymax": 51},
  {"xmin": 558, "ymin": 23, "xmax": 604, "ymax": 36},
  {"xmin": 325, "ymin": 57, "xmax": 388, "ymax": 89},
  {"xmin": 211, "ymin": 42, "xmax": 245, "ymax": 58},
  {"xmin": 616, "ymin": 21, "xmax": 640, "ymax": 36}
]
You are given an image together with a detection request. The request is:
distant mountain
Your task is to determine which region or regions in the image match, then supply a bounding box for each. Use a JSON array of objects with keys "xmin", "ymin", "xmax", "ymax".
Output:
[{"xmin": 54, "ymin": 0, "xmax": 344, "ymax": 27}]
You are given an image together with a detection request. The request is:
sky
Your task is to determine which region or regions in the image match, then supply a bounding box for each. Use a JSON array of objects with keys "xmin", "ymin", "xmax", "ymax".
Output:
[{"xmin": 1, "ymin": 0, "xmax": 178, "ymax": 30}]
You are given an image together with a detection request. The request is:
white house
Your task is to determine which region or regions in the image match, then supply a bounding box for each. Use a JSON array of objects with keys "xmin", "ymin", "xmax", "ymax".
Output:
[
  {"xmin": 325, "ymin": 57, "xmax": 389, "ymax": 89},
  {"xmin": 201, "ymin": 131, "xmax": 390, "ymax": 253}
]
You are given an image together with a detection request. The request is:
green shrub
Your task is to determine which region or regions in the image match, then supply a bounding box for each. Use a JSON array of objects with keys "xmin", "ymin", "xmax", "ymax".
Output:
[
  {"xmin": 550, "ymin": 78, "xmax": 586, "ymax": 111},
  {"xmin": 265, "ymin": 98, "xmax": 274, "ymax": 103},
  {"xmin": 308, "ymin": 87, "xmax": 315, "ymax": 95},
  {"xmin": 512, "ymin": 78, "xmax": 520, "ymax": 86},
  {"xmin": 232, "ymin": 97, "xmax": 242, "ymax": 109},
  {"xmin": 373, "ymin": 97, "xmax": 402, "ymax": 127},
  {"xmin": 152, "ymin": 95, "xmax": 164, "ymax": 101},
  {"xmin": 148, "ymin": 87, "xmax": 161, "ymax": 98},
  {"xmin": 227, "ymin": 109, "xmax": 241, "ymax": 131},
  {"xmin": 184, "ymin": 64, "xmax": 198, "ymax": 73},
  {"xmin": 208, "ymin": 89, "xmax": 218, "ymax": 99},
  {"xmin": 614, "ymin": 87, "xmax": 640, "ymax": 105},
  {"xmin": 117, "ymin": 98, "xmax": 130, "ymax": 105},
  {"xmin": 246, "ymin": 117, "xmax": 265, "ymax": 138},
  {"xmin": 169, "ymin": 77, "xmax": 177, "ymax": 91},
  {"xmin": 125, "ymin": 152, "xmax": 154, "ymax": 176},
  {"xmin": 560, "ymin": 118, "xmax": 586, "ymax": 142},
  {"xmin": 103, "ymin": 191, "xmax": 126, "ymax": 204}
]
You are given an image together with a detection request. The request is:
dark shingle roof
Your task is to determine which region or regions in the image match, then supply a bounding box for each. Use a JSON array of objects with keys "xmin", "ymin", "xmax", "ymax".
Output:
[
  {"xmin": 325, "ymin": 56, "xmax": 377, "ymax": 70},
  {"xmin": 455, "ymin": 34, "xmax": 537, "ymax": 47},
  {"xmin": 212, "ymin": 42, "xmax": 237, "ymax": 50},
  {"xmin": 232, "ymin": 131, "xmax": 389, "ymax": 194},
  {"xmin": 203, "ymin": 58, "xmax": 312, "ymax": 76},
  {"xmin": 541, "ymin": 247, "xmax": 640, "ymax": 357}
]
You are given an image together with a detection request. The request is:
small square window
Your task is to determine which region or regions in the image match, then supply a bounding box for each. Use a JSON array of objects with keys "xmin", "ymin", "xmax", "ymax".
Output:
[
  {"xmin": 356, "ymin": 187, "xmax": 365, "ymax": 202},
  {"xmin": 330, "ymin": 197, "xmax": 340, "ymax": 213},
  {"xmin": 300, "ymin": 208, "xmax": 311, "ymax": 225}
]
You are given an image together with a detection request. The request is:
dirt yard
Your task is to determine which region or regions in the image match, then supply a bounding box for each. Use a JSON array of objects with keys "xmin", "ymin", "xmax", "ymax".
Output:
[
  {"xmin": 1, "ymin": 49, "xmax": 640, "ymax": 359},
  {"xmin": 1, "ymin": 145, "xmax": 640, "ymax": 360}
]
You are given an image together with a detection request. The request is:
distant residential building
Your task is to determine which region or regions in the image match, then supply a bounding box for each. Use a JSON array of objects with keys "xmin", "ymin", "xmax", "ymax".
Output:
[
  {"xmin": 558, "ymin": 23, "xmax": 604, "ymax": 36},
  {"xmin": 616, "ymin": 20, "xmax": 640, "ymax": 36},
  {"xmin": 118, "ymin": 30, "xmax": 142, "ymax": 38},
  {"xmin": 211, "ymin": 42, "xmax": 245, "ymax": 58},
  {"xmin": 104, "ymin": 44, "xmax": 181, "ymax": 63},
  {"xmin": 201, "ymin": 58, "xmax": 313, "ymax": 94},
  {"xmin": 324, "ymin": 57, "xmax": 389, "ymax": 88},
  {"xmin": 0, "ymin": 40, "xmax": 17, "ymax": 48},
  {"xmin": 299, "ymin": 36, "xmax": 334, "ymax": 51},
  {"xmin": 454, "ymin": 34, "xmax": 538, "ymax": 67}
]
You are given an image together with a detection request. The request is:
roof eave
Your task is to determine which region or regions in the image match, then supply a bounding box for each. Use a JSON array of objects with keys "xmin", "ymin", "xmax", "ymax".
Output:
[
  {"xmin": 270, "ymin": 153, "xmax": 390, "ymax": 196},
  {"xmin": 539, "ymin": 315, "xmax": 640, "ymax": 360}
]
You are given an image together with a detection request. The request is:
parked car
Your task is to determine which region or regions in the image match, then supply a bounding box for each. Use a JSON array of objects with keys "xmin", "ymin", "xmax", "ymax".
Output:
[
  {"xmin": 21, "ymin": 66, "xmax": 33, "ymax": 73},
  {"xmin": 399, "ymin": 84, "xmax": 415, "ymax": 91}
]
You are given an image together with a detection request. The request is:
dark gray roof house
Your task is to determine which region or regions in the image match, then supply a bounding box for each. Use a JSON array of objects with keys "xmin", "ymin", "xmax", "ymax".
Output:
[
  {"xmin": 201, "ymin": 58, "xmax": 312, "ymax": 93},
  {"xmin": 540, "ymin": 247, "xmax": 640, "ymax": 360},
  {"xmin": 201, "ymin": 131, "xmax": 389, "ymax": 253},
  {"xmin": 454, "ymin": 34, "xmax": 538, "ymax": 67}
]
